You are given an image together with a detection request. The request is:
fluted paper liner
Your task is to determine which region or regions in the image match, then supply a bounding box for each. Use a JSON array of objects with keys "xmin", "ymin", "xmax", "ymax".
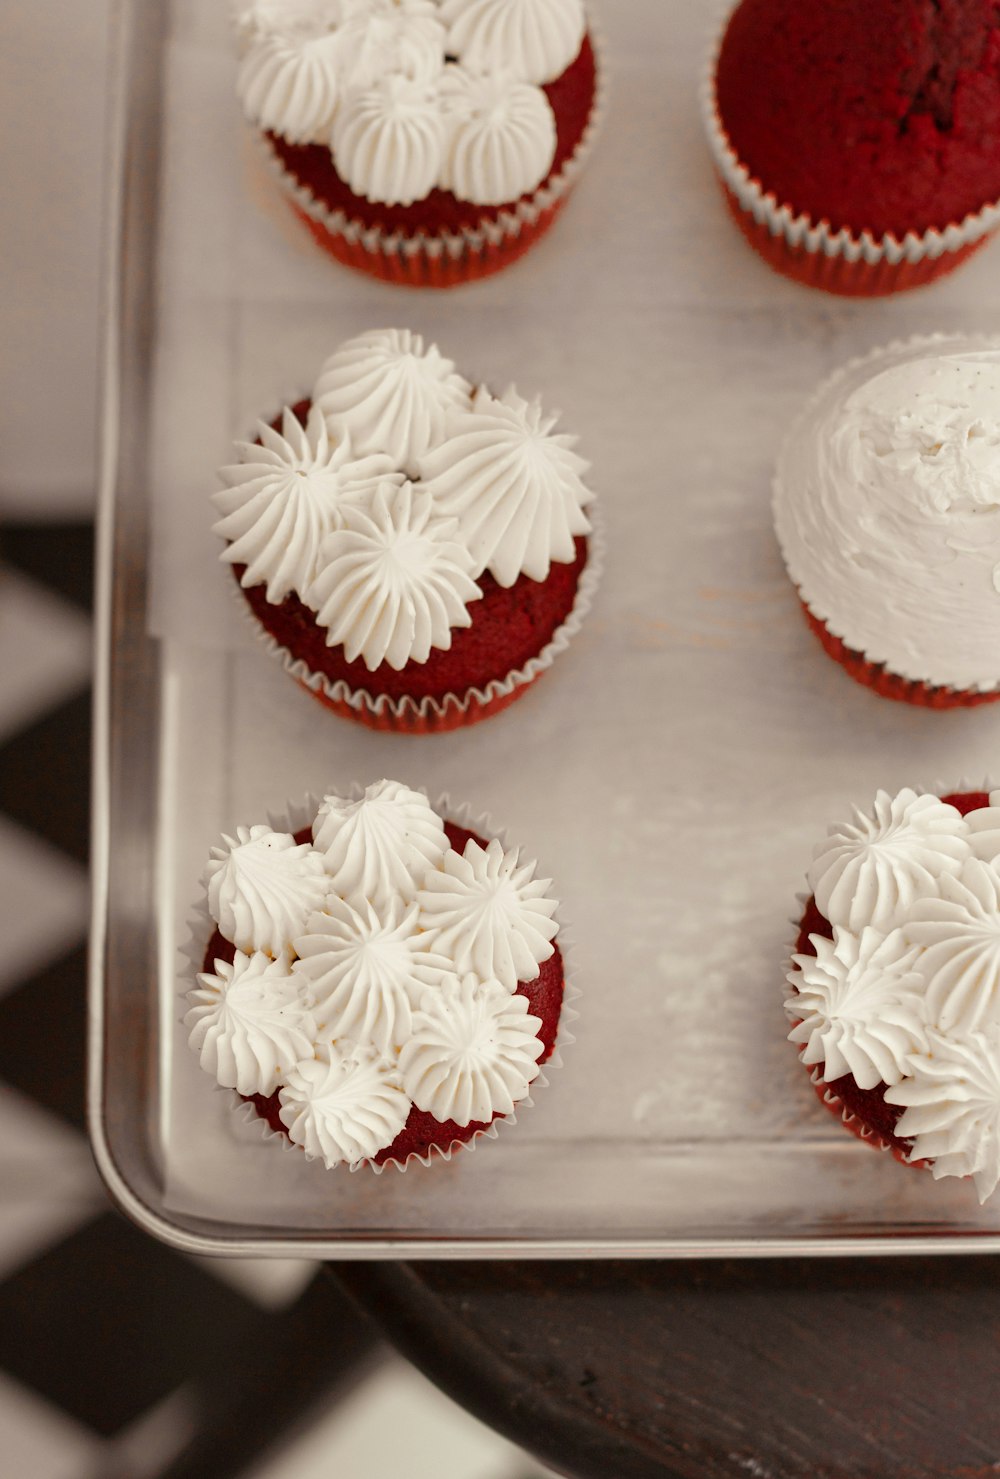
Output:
[
  {"xmin": 700, "ymin": 5, "xmax": 1000, "ymax": 297},
  {"xmin": 182, "ymin": 788, "xmax": 579, "ymax": 1176}
]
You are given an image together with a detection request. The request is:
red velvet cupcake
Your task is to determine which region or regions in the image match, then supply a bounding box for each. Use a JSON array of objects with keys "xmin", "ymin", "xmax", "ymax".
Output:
[
  {"xmin": 786, "ymin": 786, "xmax": 1000, "ymax": 1202},
  {"xmin": 703, "ymin": 0, "xmax": 1000, "ymax": 295},
  {"xmin": 185, "ymin": 781, "xmax": 572, "ymax": 1173},
  {"xmin": 773, "ymin": 336, "xmax": 1000, "ymax": 707},
  {"xmin": 212, "ymin": 328, "xmax": 601, "ymax": 732},
  {"xmin": 233, "ymin": 0, "xmax": 604, "ymax": 286}
]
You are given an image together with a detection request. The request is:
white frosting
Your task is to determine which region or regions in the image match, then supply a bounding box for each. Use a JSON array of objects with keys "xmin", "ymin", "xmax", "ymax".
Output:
[
  {"xmin": 204, "ymin": 826, "xmax": 330, "ymax": 957},
  {"xmin": 439, "ymin": 66, "xmax": 557, "ymax": 206},
  {"xmin": 807, "ymin": 789, "xmax": 970, "ymax": 936},
  {"xmin": 785, "ymin": 926, "xmax": 928, "ymax": 1090},
  {"xmin": 904, "ymin": 859, "xmax": 1000, "ymax": 1034},
  {"xmin": 213, "ymin": 405, "xmax": 400, "ymax": 603},
  {"xmin": 187, "ymin": 949, "xmax": 316, "ymax": 1096},
  {"xmin": 313, "ymin": 329, "xmax": 472, "ymax": 475},
  {"xmin": 419, "ymin": 385, "xmax": 593, "ymax": 587},
  {"xmin": 399, "ymin": 976, "xmax": 544, "ymax": 1125},
  {"xmin": 775, "ymin": 341, "xmax": 1000, "ymax": 692},
  {"xmin": 232, "ymin": 0, "xmax": 341, "ymax": 53},
  {"xmin": 305, "ymin": 481, "xmax": 482, "ymax": 670},
  {"xmin": 332, "ymin": 74, "xmax": 447, "ymax": 206},
  {"xmin": 886, "ymin": 1027, "xmax": 1000, "ymax": 1203},
  {"xmin": 329, "ymin": 2, "xmax": 445, "ymax": 89},
  {"xmin": 441, "ymin": 0, "xmax": 586, "ymax": 85},
  {"xmin": 293, "ymin": 897, "xmax": 456, "ymax": 1053},
  {"xmin": 237, "ymin": 30, "xmax": 343, "ymax": 144},
  {"xmin": 311, "ymin": 779, "xmax": 449, "ymax": 909},
  {"xmin": 416, "ymin": 836, "xmax": 558, "ymax": 991},
  {"xmin": 279, "ymin": 1043, "xmax": 411, "ymax": 1167},
  {"xmin": 966, "ymin": 790, "xmax": 1000, "ymax": 862}
]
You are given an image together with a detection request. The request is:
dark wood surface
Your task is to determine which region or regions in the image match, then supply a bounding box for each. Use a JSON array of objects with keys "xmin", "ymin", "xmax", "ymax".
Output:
[{"xmin": 334, "ymin": 1256, "xmax": 1000, "ymax": 1479}]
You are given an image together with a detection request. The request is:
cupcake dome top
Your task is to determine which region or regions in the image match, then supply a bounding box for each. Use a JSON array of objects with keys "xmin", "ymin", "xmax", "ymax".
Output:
[
  {"xmin": 212, "ymin": 328, "xmax": 595, "ymax": 673},
  {"xmin": 233, "ymin": 0, "xmax": 587, "ymax": 206},
  {"xmin": 774, "ymin": 336, "xmax": 1000, "ymax": 694},
  {"xmin": 787, "ymin": 787, "xmax": 1000, "ymax": 1202},
  {"xmin": 715, "ymin": 0, "xmax": 1000, "ymax": 238},
  {"xmin": 188, "ymin": 780, "xmax": 560, "ymax": 1169}
]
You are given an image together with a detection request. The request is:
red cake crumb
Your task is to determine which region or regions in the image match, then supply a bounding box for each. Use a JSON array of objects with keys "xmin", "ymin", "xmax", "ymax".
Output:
[
  {"xmin": 716, "ymin": 0, "xmax": 1000, "ymax": 238},
  {"xmin": 200, "ymin": 821, "xmax": 566, "ymax": 1167},
  {"xmin": 265, "ymin": 35, "xmax": 597, "ymax": 236},
  {"xmin": 789, "ymin": 791, "xmax": 987, "ymax": 1158},
  {"xmin": 231, "ymin": 398, "xmax": 588, "ymax": 706}
]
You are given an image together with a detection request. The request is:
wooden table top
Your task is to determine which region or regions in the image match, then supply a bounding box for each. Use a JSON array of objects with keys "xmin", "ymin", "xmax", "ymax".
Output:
[{"xmin": 335, "ymin": 1256, "xmax": 1000, "ymax": 1479}]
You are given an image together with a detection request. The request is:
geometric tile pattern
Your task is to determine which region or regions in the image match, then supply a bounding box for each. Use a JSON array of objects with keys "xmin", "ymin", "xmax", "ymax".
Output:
[{"xmin": 0, "ymin": 521, "xmax": 554, "ymax": 1477}]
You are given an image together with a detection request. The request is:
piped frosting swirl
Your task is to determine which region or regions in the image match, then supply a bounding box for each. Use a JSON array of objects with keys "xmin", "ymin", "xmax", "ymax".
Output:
[
  {"xmin": 204, "ymin": 825, "xmax": 330, "ymax": 957},
  {"xmin": 440, "ymin": 0, "xmax": 586, "ymax": 86}
]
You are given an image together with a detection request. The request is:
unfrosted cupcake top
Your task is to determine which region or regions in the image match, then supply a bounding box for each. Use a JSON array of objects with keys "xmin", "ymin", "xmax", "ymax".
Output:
[
  {"xmin": 213, "ymin": 328, "xmax": 595, "ymax": 672},
  {"xmin": 188, "ymin": 779, "xmax": 560, "ymax": 1169},
  {"xmin": 714, "ymin": 0, "xmax": 1000, "ymax": 238},
  {"xmin": 233, "ymin": 0, "xmax": 587, "ymax": 205},
  {"xmin": 786, "ymin": 786, "xmax": 1000, "ymax": 1202},
  {"xmin": 774, "ymin": 336, "xmax": 1000, "ymax": 693}
]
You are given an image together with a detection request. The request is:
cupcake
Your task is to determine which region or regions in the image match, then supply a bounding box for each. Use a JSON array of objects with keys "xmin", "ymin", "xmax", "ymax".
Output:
[
  {"xmin": 185, "ymin": 779, "xmax": 570, "ymax": 1172},
  {"xmin": 703, "ymin": 0, "xmax": 1000, "ymax": 296},
  {"xmin": 786, "ymin": 785, "xmax": 1000, "ymax": 1202},
  {"xmin": 233, "ymin": 0, "xmax": 603, "ymax": 287},
  {"xmin": 212, "ymin": 327, "xmax": 600, "ymax": 732},
  {"xmin": 773, "ymin": 336, "xmax": 1000, "ymax": 708}
]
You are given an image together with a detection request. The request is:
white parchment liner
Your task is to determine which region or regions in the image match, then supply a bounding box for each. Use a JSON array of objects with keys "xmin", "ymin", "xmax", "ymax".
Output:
[{"xmin": 181, "ymin": 787, "xmax": 580, "ymax": 1178}]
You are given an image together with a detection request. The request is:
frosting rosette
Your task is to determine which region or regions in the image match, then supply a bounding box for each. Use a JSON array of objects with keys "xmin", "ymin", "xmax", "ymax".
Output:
[
  {"xmin": 441, "ymin": 0, "xmax": 586, "ymax": 86},
  {"xmin": 788, "ymin": 786, "xmax": 1000, "ymax": 1202},
  {"xmin": 419, "ymin": 386, "xmax": 594, "ymax": 587},
  {"xmin": 313, "ymin": 329, "xmax": 472, "ymax": 474},
  {"xmin": 328, "ymin": 2, "xmax": 445, "ymax": 89},
  {"xmin": 213, "ymin": 405, "xmax": 400, "ymax": 603},
  {"xmin": 185, "ymin": 783, "xmax": 567, "ymax": 1172},
  {"xmin": 438, "ymin": 66, "xmax": 557, "ymax": 205},
  {"xmin": 331, "ymin": 74, "xmax": 447, "ymax": 206},
  {"xmin": 214, "ymin": 332, "xmax": 599, "ymax": 732},
  {"xmin": 237, "ymin": 29, "xmax": 343, "ymax": 143}
]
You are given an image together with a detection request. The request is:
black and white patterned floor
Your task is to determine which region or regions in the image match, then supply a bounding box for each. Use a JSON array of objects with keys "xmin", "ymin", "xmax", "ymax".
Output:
[{"xmin": 0, "ymin": 520, "xmax": 553, "ymax": 1479}]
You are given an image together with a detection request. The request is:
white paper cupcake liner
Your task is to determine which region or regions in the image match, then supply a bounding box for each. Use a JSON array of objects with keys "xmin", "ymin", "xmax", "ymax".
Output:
[
  {"xmin": 700, "ymin": 4, "xmax": 1000, "ymax": 288},
  {"xmin": 181, "ymin": 788, "xmax": 579, "ymax": 1176},
  {"xmin": 252, "ymin": 16, "xmax": 608, "ymax": 282},
  {"xmin": 773, "ymin": 334, "xmax": 1000, "ymax": 702},
  {"xmin": 229, "ymin": 503, "xmax": 606, "ymax": 731}
]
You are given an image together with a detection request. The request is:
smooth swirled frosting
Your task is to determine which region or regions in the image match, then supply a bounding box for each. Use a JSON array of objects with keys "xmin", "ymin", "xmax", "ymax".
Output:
[
  {"xmin": 305, "ymin": 481, "xmax": 482, "ymax": 670},
  {"xmin": 419, "ymin": 386, "xmax": 593, "ymax": 587},
  {"xmin": 788, "ymin": 787, "xmax": 1000, "ymax": 1201},
  {"xmin": 885, "ymin": 1027, "xmax": 1000, "ymax": 1203},
  {"xmin": 314, "ymin": 329, "xmax": 472, "ymax": 474},
  {"xmin": 775, "ymin": 340, "xmax": 1000, "ymax": 692},
  {"xmin": 332, "ymin": 75, "xmax": 447, "ymax": 206},
  {"xmin": 399, "ymin": 976, "xmax": 545, "ymax": 1125},
  {"xmin": 279, "ymin": 1043, "xmax": 411, "ymax": 1168},
  {"xmin": 187, "ymin": 949, "xmax": 316, "ymax": 1096},
  {"xmin": 807, "ymin": 789, "xmax": 970, "ymax": 936},
  {"xmin": 786, "ymin": 926, "xmax": 927, "ymax": 1090},
  {"xmin": 416, "ymin": 836, "xmax": 558, "ymax": 991},
  {"xmin": 439, "ymin": 66, "xmax": 557, "ymax": 206},
  {"xmin": 311, "ymin": 778, "xmax": 449, "ymax": 909},
  {"xmin": 441, "ymin": 0, "xmax": 586, "ymax": 86},
  {"xmin": 203, "ymin": 826, "xmax": 330, "ymax": 956},
  {"xmin": 293, "ymin": 897, "xmax": 456, "ymax": 1053},
  {"xmin": 189, "ymin": 782, "xmax": 559, "ymax": 1169},
  {"xmin": 213, "ymin": 405, "xmax": 400, "ymax": 603},
  {"xmin": 237, "ymin": 30, "xmax": 343, "ymax": 144}
]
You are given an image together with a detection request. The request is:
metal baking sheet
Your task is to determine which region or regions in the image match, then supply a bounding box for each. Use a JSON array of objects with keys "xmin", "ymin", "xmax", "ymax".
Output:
[{"xmin": 90, "ymin": 0, "xmax": 1000, "ymax": 1257}]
